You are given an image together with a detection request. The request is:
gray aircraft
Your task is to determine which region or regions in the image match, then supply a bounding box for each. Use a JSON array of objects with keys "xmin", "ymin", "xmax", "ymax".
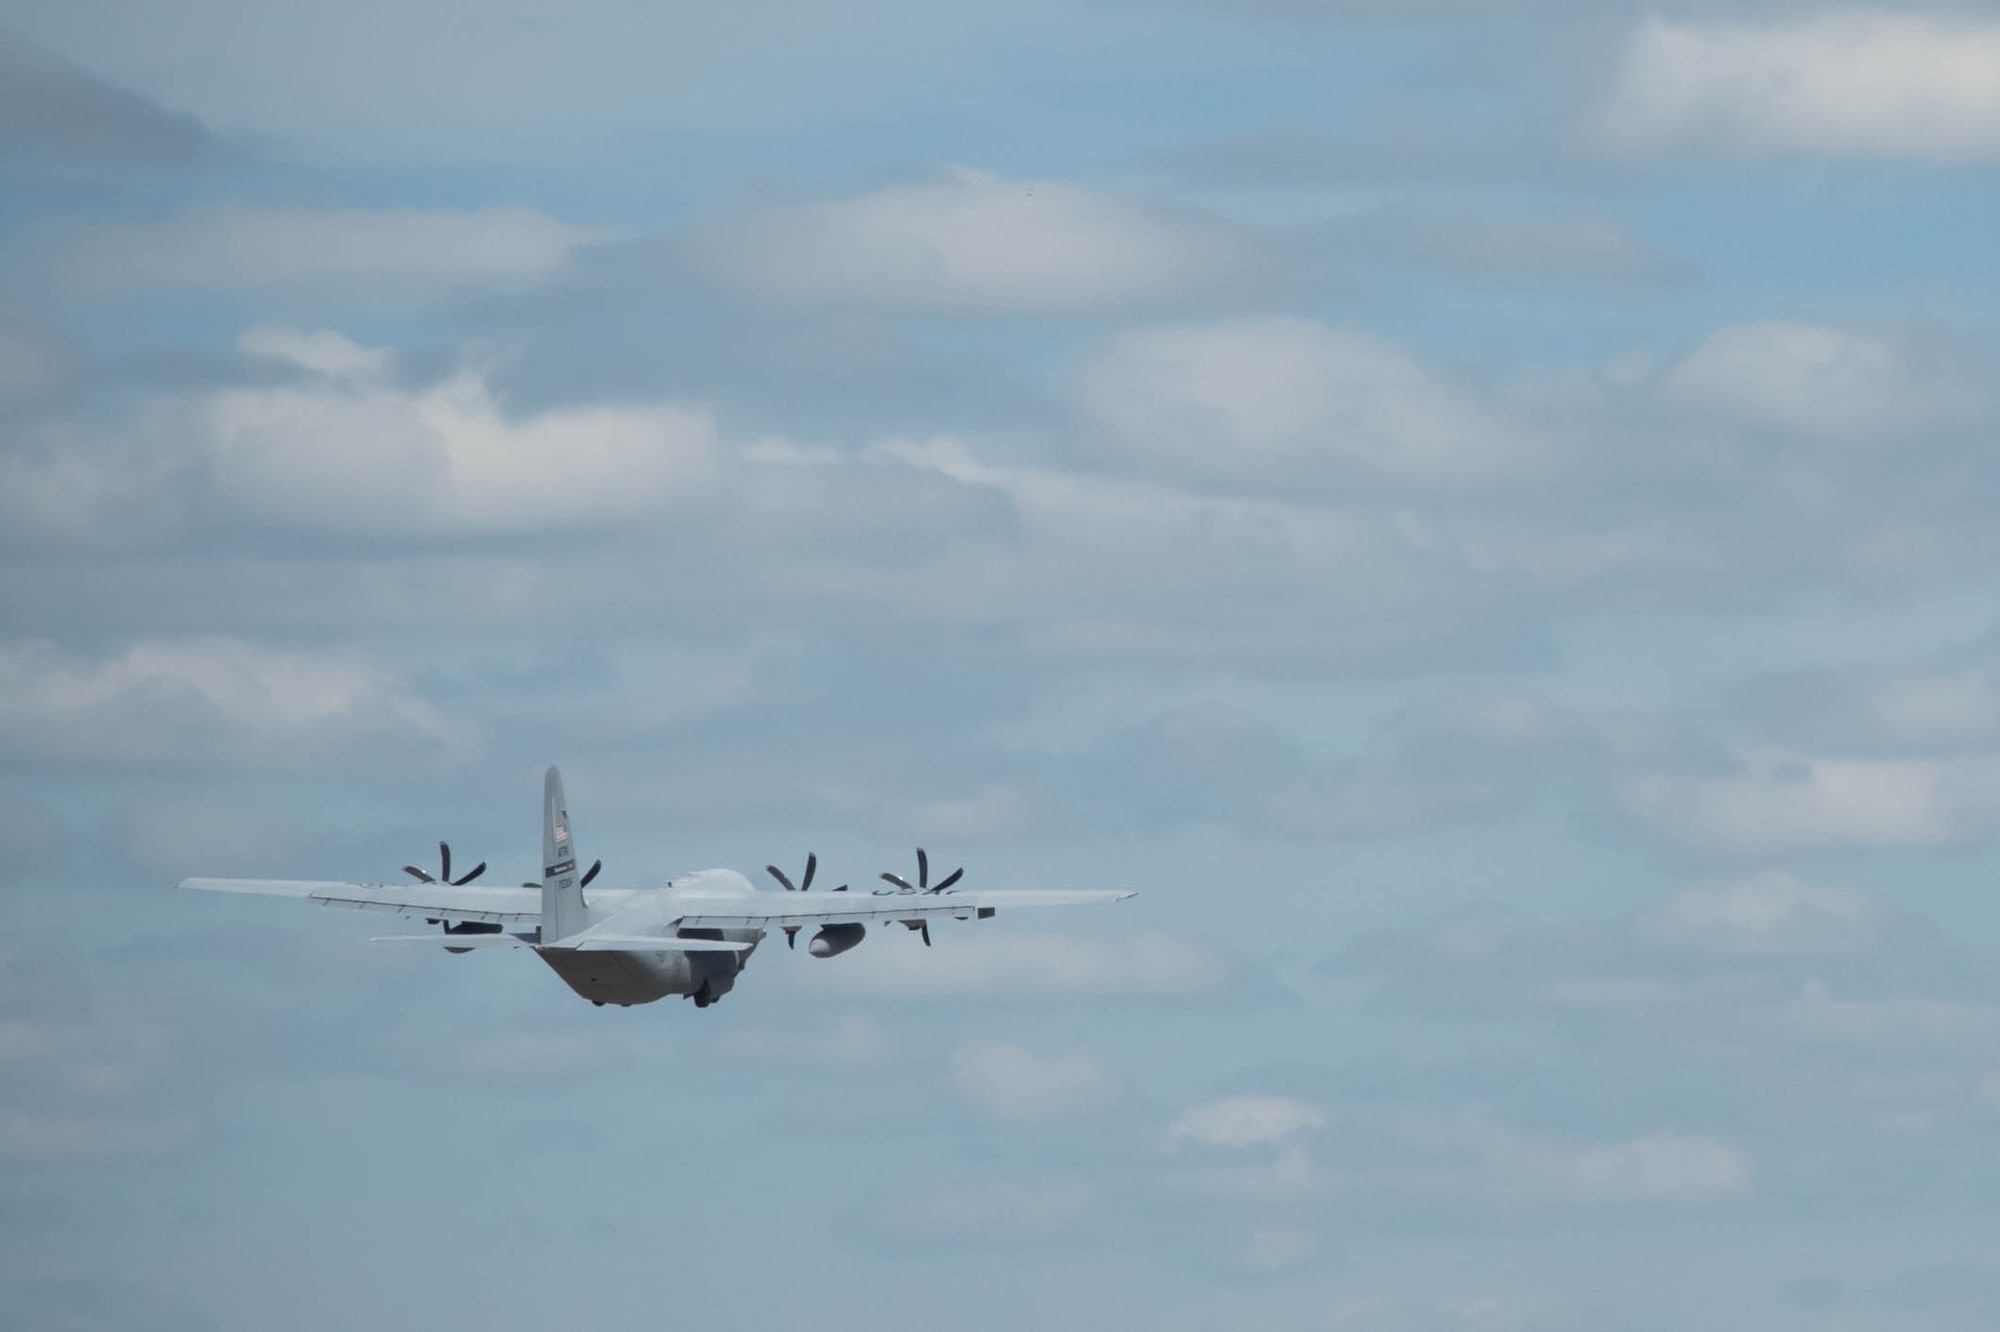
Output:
[{"xmin": 181, "ymin": 765, "xmax": 1134, "ymax": 1008}]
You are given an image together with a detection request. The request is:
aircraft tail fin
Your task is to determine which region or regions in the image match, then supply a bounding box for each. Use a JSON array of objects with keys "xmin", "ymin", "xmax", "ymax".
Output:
[{"xmin": 541, "ymin": 765, "xmax": 588, "ymax": 943}]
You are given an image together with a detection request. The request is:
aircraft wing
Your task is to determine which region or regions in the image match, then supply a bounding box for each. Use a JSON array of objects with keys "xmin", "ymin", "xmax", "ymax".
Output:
[
  {"xmin": 673, "ymin": 889, "xmax": 1134, "ymax": 929},
  {"xmin": 178, "ymin": 878, "xmax": 542, "ymax": 926}
]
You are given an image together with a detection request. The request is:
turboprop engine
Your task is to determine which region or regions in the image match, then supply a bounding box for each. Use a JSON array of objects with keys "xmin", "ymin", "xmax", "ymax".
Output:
[{"xmin": 809, "ymin": 923, "xmax": 866, "ymax": 958}]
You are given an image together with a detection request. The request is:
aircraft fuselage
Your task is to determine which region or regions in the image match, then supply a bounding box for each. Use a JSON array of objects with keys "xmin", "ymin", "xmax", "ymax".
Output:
[{"xmin": 541, "ymin": 869, "xmax": 766, "ymax": 1006}]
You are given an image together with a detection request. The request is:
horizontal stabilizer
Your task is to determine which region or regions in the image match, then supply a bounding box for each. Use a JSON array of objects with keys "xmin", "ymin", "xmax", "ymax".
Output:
[
  {"xmin": 549, "ymin": 933, "xmax": 753, "ymax": 953},
  {"xmin": 368, "ymin": 932, "xmax": 749, "ymax": 953},
  {"xmin": 369, "ymin": 934, "xmax": 536, "ymax": 948}
]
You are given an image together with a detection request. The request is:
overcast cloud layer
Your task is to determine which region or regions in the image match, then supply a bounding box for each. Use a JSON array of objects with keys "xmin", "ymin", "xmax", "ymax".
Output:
[{"xmin": 5, "ymin": 3, "xmax": 2000, "ymax": 1330}]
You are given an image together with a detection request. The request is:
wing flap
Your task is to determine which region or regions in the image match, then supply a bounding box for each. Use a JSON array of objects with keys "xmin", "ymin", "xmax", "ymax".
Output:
[{"xmin": 179, "ymin": 877, "xmax": 333, "ymax": 899}]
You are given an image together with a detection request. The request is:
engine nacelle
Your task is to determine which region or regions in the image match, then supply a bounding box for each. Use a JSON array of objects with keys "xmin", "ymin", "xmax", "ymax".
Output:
[
  {"xmin": 808, "ymin": 923, "xmax": 866, "ymax": 958},
  {"xmin": 443, "ymin": 920, "xmax": 502, "ymax": 955}
]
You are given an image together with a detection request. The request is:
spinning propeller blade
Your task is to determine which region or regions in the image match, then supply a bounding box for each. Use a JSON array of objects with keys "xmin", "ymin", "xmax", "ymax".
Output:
[
  {"xmin": 436, "ymin": 841, "xmax": 486, "ymax": 886},
  {"xmin": 768, "ymin": 853, "xmax": 820, "ymax": 947},
  {"xmin": 408, "ymin": 842, "xmax": 487, "ymax": 885},
  {"xmin": 873, "ymin": 848, "xmax": 965, "ymax": 896},
  {"xmin": 875, "ymin": 848, "xmax": 964, "ymax": 944},
  {"xmin": 766, "ymin": 852, "xmax": 817, "ymax": 893}
]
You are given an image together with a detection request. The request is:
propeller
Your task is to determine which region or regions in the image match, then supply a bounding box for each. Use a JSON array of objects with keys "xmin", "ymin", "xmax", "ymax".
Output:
[
  {"xmin": 403, "ymin": 841, "xmax": 490, "ymax": 945},
  {"xmin": 766, "ymin": 853, "xmax": 817, "ymax": 893},
  {"xmin": 875, "ymin": 847, "xmax": 963, "ymax": 896},
  {"xmin": 874, "ymin": 848, "xmax": 963, "ymax": 946},
  {"xmin": 766, "ymin": 854, "xmax": 846, "ymax": 949},
  {"xmin": 403, "ymin": 840, "xmax": 486, "ymax": 887},
  {"xmin": 579, "ymin": 859, "xmax": 602, "ymax": 888}
]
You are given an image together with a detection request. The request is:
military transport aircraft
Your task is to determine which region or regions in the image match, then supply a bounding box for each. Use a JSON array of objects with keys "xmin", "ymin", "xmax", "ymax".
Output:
[{"xmin": 180, "ymin": 765, "xmax": 1134, "ymax": 1008}]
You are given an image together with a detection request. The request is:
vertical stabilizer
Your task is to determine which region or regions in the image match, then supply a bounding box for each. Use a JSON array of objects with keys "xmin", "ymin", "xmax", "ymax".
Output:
[{"xmin": 541, "ymin": 765, "xmax": 588, "ymax": 943}]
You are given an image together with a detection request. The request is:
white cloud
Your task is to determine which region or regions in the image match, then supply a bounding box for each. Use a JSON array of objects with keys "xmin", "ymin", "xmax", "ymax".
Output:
[
  {"xmin": 0, "ymin": 1109, "xmax": 196, "ymax": 1161},
  {"xmin": 950, "ymin": 1042, "xmax": 1119, "ymax": 1124},
  {"xmin": 1624, "ymin": 751, "xmax": 2000, "ymax": 855},
  {"xmin": 1666, "ymin": 321, "xmax": 1980, "ymax": 442},
  {"xmin": 1597, "ymin": 13, "xmax": 2000, "ymax": 161},
  {"xmin": 208, "ymin": 328, "xmax": 719, "ymax": 534},
  {"xmin": 0, "ymin": 637, "xmax": 469, "ymax": 768},
  {"xmin": 797, "ymin": 930, "xmax": 1232, "ymax": 1000},
  {"xmin": 119, "ymin": 795, "xmax": 300, "ymax": 877},
  {"xmin": 874, "ymin": 1179, "xmax": 1097, "ymax": 1243},
  {"xmin": 1077, "ymin": 318, "xmax": 1516, "ymax": 489},
  {"xmin": 1329, "ymin": 1294, "xmax": 1526, "ymax": 1332},
  {"xmin": 1161, "ymin": 1143, "xmax": 1318, "ymax": 1201},
  {"xmin": 1776, "ymin": 982, "xmax": 2000, "ymax": 1052},
  {"xmin": 1165, "ymin": 1094, "xmax": 1324, "ymax": 1150},
  {"xmin": 243, "ymin": 326, "xmax": 390, "ymax": 379},
  {"xmin": 452, "ymin": 1031, "xmax": 611, "ymax": 1080},
  {"xmin": 1331, "ymin": 205, "xmax": 1692, "ymax": 289},
  {"xmin": 1862, "ymin": 670, "xmax": 2000, "ymax": 745},
  {"xmin": 1225, "ymin": 1226, "xmax": 1316, "ymax": 1276},
  {"xmin": 1160, "ymin": 1096, "xmax": 1324, "ymax": 1202},
  {"xmin": 1340, "ymin": 879, "xmax": 2000, "ymax": 1082},
  {"xmin": 1639, "ymin": 872, "xmax": 1889, "ymax": 958},
  {"xmin": 768, "ymin": 430, "xmax": 1539, "ymax": 669},
  {"xmin": 1767, "ymin": 665, "xmax": 2000, "ymax": 754},
  {"xmin": 0, "ymin": 317, "xmax": 75, "ymax": 414},
  {"xmin": 0, "ymin": 433, "xmax": 168, "ymax": 545},
  {"xmin": 1431, "ymin": 1115, "xmax": 1751, "ymax": 1208},
  {"xmin": 739, "ymin": 437, "xmax": 841, "ymax": 468},
  {"xmin": 1211, "ymin": 1101, "xmax": 1751, "ymax": 1213},
  {"xmin": 710, "ymin": 1013, "xmax": 893, "ymax": 1069},
  {"xmin": 62, "ymin": 204, "xmax": 616, "ymax": 294},
  {"xmin": 2, "ymin": 326, "xmax": 723, "ymax": 545},
  {"xmin": 696, "ymin": 167, "xmax": 1259, "ymax": 313},
  {"xmin": 871, "ymin": 434, "xmax": 1233, "ymax": 543},
  {"xmin": 1551, "ymin": 1130, "xmax": 1750, "ymax": 1205},
  {"xmin": 20, "ymin": 306, "xmax": 1995, "ymax": 695},
  {"xmin": 0, "ymin": 1010, "xmax": 163, "ymax": 1102},
  {"xmin": 0, "ymin": 990, "xmax": 188, "ymax": 1162}
]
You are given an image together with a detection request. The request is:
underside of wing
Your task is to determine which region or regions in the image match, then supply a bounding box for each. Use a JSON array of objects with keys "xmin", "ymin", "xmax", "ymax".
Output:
[
  {"xmin": 179, "ymin": 877, "xmax": 542, "ymax": 925},
  {"xmin": 674, "ymin": 889, "xmax": 1134, "ymax": 929}
]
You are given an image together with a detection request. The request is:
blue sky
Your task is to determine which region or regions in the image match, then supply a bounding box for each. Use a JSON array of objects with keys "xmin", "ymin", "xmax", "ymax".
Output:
[{"xmin": 6, "ymin": 3, "xmax": 2000, "ymax": 1328}]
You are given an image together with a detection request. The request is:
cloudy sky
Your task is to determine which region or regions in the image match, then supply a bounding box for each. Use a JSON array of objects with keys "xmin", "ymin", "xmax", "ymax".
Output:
[{"xmin": 6, "ymin": 2, "xmax": 2000, "ymax": 1328}]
